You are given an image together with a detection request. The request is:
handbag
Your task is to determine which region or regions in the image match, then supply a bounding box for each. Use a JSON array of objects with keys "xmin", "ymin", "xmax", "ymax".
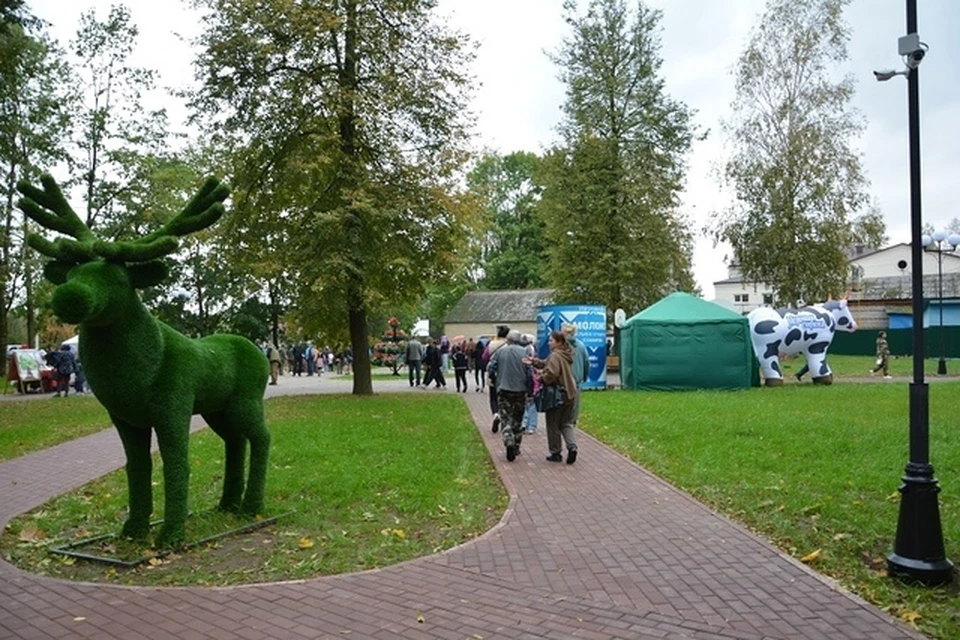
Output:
[
  {"xmin": 534, "ymin": 383, "xmax": 565, "ymax": 412},
  {"xmin": 875, "ymin": 357, "xmax": 883, "ymax": 366}
]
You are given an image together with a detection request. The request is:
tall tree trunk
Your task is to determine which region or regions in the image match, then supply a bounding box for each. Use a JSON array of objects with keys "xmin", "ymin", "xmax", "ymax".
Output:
[
  {"xmin": 348, "ymin": 286, "xmax": 372, "ymax": 395},
  {"xmin": 339, "ymin": 0, "xmax": 372, "ymax": 395},
  {"xmin": 1, "ymin": 159, "xmax": 15, "ymax": 350},
  {"xmin": 269, "ymin": 283, "xmax": 279, "ymax": 347},
  {"xmin": 22, "ymin": 215, "xmax": 35, "ymax": 346},
  {"xmin": 195, "ymin": 283, "xmax": 206, "ymax": 338}
]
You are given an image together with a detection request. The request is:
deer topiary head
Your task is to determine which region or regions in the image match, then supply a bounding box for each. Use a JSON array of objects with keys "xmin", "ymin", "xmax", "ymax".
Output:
[{"xmin": 18, "ymin": 174, "xmax": 270, "ymax": 548}]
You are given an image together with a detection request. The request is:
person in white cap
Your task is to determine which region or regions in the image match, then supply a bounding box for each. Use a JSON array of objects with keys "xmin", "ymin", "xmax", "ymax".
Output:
[{"xmin": 561, "ymin": 322, "xmax": 591, "ymax": 429}]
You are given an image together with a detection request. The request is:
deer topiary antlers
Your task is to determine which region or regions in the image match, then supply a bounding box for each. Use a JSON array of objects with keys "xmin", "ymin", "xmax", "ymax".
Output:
[
  {"xmin": 17, "ymin": 174, "xmax": 230, "ymax": 265},
  {"xmin": 18, "ymin": 174, "xmax": 97, "ymax": 264}
]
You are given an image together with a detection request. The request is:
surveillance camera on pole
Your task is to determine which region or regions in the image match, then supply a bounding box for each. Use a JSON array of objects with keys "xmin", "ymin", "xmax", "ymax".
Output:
[
  {"xmin": 899, "ymin": 33, "xmax": 927, "ymax": 69},
  {"xmin": 873, "ymin": 32, "xmax": 928, "ymax": 81}
]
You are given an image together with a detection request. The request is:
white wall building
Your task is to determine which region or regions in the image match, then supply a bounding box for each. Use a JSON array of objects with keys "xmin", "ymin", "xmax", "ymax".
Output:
[{"xmin": 712, "ymin": 243, "xmax": 960, "ymax": 314}]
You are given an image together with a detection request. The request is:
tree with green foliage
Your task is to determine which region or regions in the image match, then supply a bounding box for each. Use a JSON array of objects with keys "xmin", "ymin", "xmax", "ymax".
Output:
[
  {"xmin": 712, "ymin": 0, "xmax": 885, "ymax": 305},
  {"xmin": 467, "ymin": 151, "xmax": 547, "ymax": 290},
  {"xmin": 0, "ymin": 6, "xmax": 71, "ymax": 348},
  {"xmin": 70, "ymin": 4, "xmax": 168, "ymax": 233},
  {"xmin": 118, "ymin": 149, "xmax": 274, "ymax": 341},
  {"xmin": 189, "ymin": 0, "xmax": 478, "ymax": 394},
  {"xmin": 0, "ymin": 0, "xmax": 39, "ymax": 33},
  {"xmin": 539, "ymin": 0, "xmax": 697, "ymax": 316},
  {"xmin": 418, "ymin": 279, "xmax": 472, "ymax": 339}
]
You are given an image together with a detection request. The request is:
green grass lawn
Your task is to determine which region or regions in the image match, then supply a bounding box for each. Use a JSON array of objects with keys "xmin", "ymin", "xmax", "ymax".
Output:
[
  {"xmin": 0, "ymin": 395, "xmax": 110, "ymax": 461},
  {"xmin": 0, "ymin": 394, "xmax": 507, "ymax": 586},
  {"xmin": 579, "ymin": 377, "xmax": 960, "ymax": 639},
  {"xmin": 780, "ymin": 353, "xmax": 960, "ymax": 379}
]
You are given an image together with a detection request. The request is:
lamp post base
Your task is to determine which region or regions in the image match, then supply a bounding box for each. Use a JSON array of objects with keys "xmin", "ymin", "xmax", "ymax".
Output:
[
  {"xmin": 937, "ymin": 357, "xmax": 947, "ymax": 376},
  {"xmin": 887, "ymin": 463, "xmax": 954, "ymax": 585},
  {"xmin": 887, "ymin": 553, "xmax": 953, "ymax": 585}
]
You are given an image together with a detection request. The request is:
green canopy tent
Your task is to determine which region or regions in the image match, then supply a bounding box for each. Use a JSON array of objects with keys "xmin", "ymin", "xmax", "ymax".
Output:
[{"xmin": 620, "ymin": 292, "xmax": 757, "ymax": 391}]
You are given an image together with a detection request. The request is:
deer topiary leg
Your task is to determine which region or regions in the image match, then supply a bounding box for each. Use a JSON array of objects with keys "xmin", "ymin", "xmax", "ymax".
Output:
[
  {"xmin": 203, "ymin": 411, "xmax": 246, "ymax": 513},
  {"xmin": 243, "ymin": 425, "xmax": 270, "ymax": 515},
  {"xmin": 154, "ymin": 416, "xmax": 192, "ymax": 548},
  {"xmin": 233, "ymin": 399, "xmax": 271, "ymax": 516},
  {"xmin": 113, "ymin": 418, "xmax": 153, "ymax": 541}
]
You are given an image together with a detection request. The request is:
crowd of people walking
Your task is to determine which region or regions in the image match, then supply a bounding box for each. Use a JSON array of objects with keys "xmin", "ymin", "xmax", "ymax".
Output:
[
  {"xmin": 259, "ymin": 341, "xmax": 353, "ymax": 385},
  {"xmin": 256, "ymin": 326, "xmax": 592, "ymax": 467},
  {"xmin": 414, "ymin": 323, "xmax": 592, "ymax": 466}
]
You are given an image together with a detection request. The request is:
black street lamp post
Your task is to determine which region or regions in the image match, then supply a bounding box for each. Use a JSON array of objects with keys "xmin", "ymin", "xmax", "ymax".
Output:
[
  {"xmin": 876, "ymin": 0, "xmax": 953, "ymax": 585},
  {"xmin": 921, "ymin": 231, "xmax": 960, "ymax": 376}
]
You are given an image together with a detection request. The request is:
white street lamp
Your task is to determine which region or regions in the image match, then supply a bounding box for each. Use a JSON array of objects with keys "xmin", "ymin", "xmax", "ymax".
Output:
[{"xmin": 921, "ymin": 231, "xmax": 960, "ymax": 375}]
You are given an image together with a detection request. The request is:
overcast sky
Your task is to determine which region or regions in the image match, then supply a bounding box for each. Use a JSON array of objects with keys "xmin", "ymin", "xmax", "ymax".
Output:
[{"xmin": 29, "ymin": 0, "xmax": 960, "ymax": 300}]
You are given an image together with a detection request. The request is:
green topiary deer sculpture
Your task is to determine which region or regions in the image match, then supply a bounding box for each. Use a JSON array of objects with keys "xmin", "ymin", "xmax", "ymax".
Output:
[{"xmin": 17, "ymin": 174, "xmax": 271, "ymax": 547}]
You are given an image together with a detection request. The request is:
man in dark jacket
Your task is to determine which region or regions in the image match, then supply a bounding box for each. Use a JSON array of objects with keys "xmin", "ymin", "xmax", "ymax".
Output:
[{"xmin": 422, "ymin": 338, "xmax": 445, "ymax": 389}]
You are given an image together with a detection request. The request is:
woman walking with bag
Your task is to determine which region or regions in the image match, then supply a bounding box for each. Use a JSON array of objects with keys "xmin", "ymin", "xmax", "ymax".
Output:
[{"xmin": 531, "ymin": 330, "xmax": 578, "ymax": 464}]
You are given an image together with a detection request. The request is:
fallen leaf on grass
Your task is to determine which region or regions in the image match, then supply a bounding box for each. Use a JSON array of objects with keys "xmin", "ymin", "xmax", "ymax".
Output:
[
  {"xmin": 18, "ymin": 526, "xmax": 45, "ymax": 542},
  {"xmin": 298, "ymin": 537, "xmax": 315, "ymax": 549},
  {"xmin": 899, "ymin": 610, "xmax": 921, "ymax": 624},
  {"xmin": 799, "ymin": 549, "xmax": 822, "ymax": 564}
]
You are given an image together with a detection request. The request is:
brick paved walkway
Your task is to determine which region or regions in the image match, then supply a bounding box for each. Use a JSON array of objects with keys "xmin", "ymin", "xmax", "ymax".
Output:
[{"xmin": 0, "ymin": 376, "xmax": 923, "ymax": 639}]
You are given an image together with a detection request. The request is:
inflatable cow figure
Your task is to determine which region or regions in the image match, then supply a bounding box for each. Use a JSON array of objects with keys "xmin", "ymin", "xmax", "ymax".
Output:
[{"xmin": 748, "ymin": 300, "xmax": 857, "ymax": 386}]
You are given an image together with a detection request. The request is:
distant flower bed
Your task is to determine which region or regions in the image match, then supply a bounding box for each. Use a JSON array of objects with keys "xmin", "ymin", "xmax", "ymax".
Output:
[{"xmin": 371, "ymin": 341, "xmax": 405, "ymax": 367}]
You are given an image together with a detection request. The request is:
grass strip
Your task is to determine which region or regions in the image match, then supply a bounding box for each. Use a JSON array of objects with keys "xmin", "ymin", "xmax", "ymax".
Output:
[{"xmin": 0, "ymin": 395, "xmax": 110, "ymax": 461}]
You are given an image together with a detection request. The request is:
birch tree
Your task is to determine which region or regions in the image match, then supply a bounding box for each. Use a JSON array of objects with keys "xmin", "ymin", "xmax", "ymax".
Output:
[{"xmin": 713, "ymin": 0, "xmax": 885, "ymax": 305}]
